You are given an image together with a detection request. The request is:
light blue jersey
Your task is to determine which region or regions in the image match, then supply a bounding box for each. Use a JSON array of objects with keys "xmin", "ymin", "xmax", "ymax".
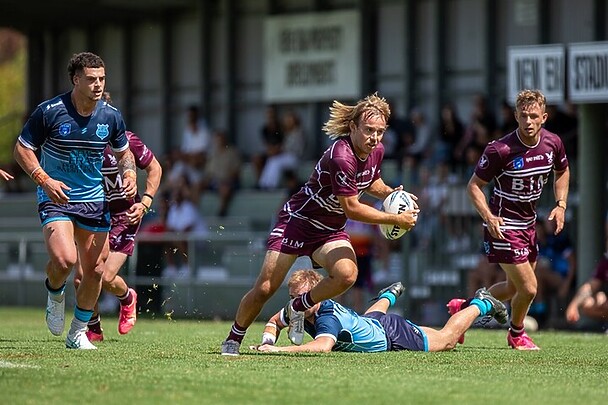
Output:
[
  {"xmin": 18, "ymin": 92, "xmax": 129, "ymax": 204},
  {"xmin": 305, "ymin": 300, "xmax": 388, "ymax": 352}
]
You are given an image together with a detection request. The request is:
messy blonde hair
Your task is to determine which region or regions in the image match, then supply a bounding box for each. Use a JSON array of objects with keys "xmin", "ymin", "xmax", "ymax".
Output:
[
  {"xmin": 515, "ymin": 89, "xmax": 546, "ymax": 112},
  {"xmin": 288, "ymin": 269, "xmax": 324, "ymax": 293},
  {"xmin": 322, "ymin": 92, "xmax": 391, "ymax": 140}
]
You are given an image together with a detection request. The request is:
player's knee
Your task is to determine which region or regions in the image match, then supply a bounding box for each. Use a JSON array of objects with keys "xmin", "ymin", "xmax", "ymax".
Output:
[
  {"xmin": 340, "ymin": 271, "xmax": 358, "ymax": 289},
  {"xmin": 101, "ymin": 271, "xmax": 116, "ymax": 286},
  {"xmin": 254, "ymin": 282, "xmax": 279, "ymax": 302},
  {"xmin": 50, "ymin": 256, "xmax": 77, "ymax": 273},
  {"xmin": 522, "ymin": 283, "xmax": 537, "ymax": 298}
]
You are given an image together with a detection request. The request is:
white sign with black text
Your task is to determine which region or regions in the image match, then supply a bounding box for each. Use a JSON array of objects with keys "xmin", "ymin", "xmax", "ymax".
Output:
[
  {"xmin": 568, "ymin": 42, "xmax": 608, "ymax": 103},
  {"xmin": 263, "ymin": 10, "xmax": 361, "ymax": 103},
  {"xmin": 507, "ymin": 45, "xmax": 565, "ymax": 104}
]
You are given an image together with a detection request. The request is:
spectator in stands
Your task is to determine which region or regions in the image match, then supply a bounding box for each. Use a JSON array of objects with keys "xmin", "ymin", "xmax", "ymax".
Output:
[
  {"xmin": 257, "ymin": 110, "xmax": 303, "ymax": 189},
  {"xmin": 403, "ymin": 108, "xmax": 434, "ymax": 169},
  {"xmin": 221, "ymin": 93, "xmax": 419, "ymax": 355},
  {"xmin": 565, "ymin": 215, "xmax": 608, "ymax": 327},
  {"xmin": 437, "ymin": 103, "xmax": 465, "ymax": 169},
  {"xmin": 532, "ymin": 218, "xmax": 576, "ymax": 326},
  {"xmin": 252, "ymin": 269, "xmax": 507, "ymax": 353},
  {"xmin": 164, "ymin": 178, "xmax": 207, "ymax": 278},
  {"xmin": 455, "ymin": 94, "xmax": 497, "ymax": 168},
  {"xmin": 495, "ymin": 100, "xmax": 518, "ymax": 138},
  {"xmin": 252, "ymin": 105, "xmax": 283, "ymax": 187},
  {"xmin": 413, "ymin": 163, "xmax": 451, "ymax": 251},
  {"xmin": 199, "ymin": 130, "xmax": 242, "ymax": 217},
  {"xmin": 181, "ymin": 105, "xmax": 211, "ymax": 163},
  {"xmin": 544, "ymin": 103, "xmax": 578, "ymax": 159}
]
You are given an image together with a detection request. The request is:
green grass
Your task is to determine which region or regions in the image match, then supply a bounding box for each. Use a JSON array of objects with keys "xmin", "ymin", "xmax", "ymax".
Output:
[{"xmin": 1, "ymin": 307, "xmax": 606, "ymax": 405}]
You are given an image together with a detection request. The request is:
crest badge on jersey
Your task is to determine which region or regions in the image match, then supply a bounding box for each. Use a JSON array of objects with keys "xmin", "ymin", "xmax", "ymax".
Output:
[
  {"xmin": 58, "ymin": 123, "xmax": 71, "ymax": 136},
  {"xmin": 512, "ymin": 157, "xmax": 524, "ymax": 170},
  {"xmin": 96, "ymin": 124, "xmax": 110, "ymax": 139},
  {"xmin": 478, "ymin": 154, "xmax": 489, "ymax": 169},
  {"xmin": 335, "ymin": 171, "xmax": 349, "ymax": 186}
]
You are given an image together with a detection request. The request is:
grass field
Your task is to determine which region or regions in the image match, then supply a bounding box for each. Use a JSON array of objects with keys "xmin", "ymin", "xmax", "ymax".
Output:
[{"xmin": 1, "ymin": 307, "xmax": 606, "ymax": 405}]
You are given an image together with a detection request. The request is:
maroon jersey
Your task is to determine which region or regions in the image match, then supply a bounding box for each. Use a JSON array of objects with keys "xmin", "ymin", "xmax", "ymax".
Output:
[
  {"xmin": 280, "ymin": 137, "xmax": 384, "ymax": 232},
  {"xmin": 592, "ymin": 253, "xmax": 608, "ymax": 283},
  {"xmin": 101, "ymin": 131, "xmax": 154, "ymax": 214},
  {"xmin": 475, "ymin": 128, "xmax": 568, "ymax": 230}
]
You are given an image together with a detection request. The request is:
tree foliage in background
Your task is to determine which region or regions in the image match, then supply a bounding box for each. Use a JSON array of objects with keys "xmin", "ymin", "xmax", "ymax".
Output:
[{"xmin": 0, "ymin": 29, "xmax": 26, "ymax": 164}]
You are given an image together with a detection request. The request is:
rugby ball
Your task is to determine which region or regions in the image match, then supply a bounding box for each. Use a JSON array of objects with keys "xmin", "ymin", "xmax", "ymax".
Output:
[{"xmin": 378, "ymin": 190, "xmax": 415, "ymax": 240}]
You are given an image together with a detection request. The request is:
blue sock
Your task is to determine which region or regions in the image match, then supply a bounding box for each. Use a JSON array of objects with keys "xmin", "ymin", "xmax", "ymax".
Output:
[
  {"xmin": 470, "ymin": 298, "xmax": 490, "ymax": 316},
  {"xmin": 379, "ymin": 292, "xmax": 396, "ymax": 307},
  {"xmin": 74, "ymin": 306, "xmax": 94, "ymax": 323}
]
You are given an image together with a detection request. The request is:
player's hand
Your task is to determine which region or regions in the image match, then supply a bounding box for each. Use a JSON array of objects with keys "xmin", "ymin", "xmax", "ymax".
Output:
[
  {"xmin": 485, "ymin": 215, "xmax": 505, "ymax": 239},
  {"xmin": 252, "ymin": 344, "xmax": 281, "ymax": 353},
  {"xmin": 0, "ymin": 169, "xmax": 14, "ymax": 181},
  {"xmin": 565, "ymin": 304, "xmax": 580, "ymax": 323},
  {"xmin": 126, "ymin": 202, "xmax": 147, "ymax": 224},
  {"xmin": 42, "ymin": 178, "xmax": 71, "ymax": 204},
  {"xmin": 548, "ymin": 206, "xmax": 565, "ymax": 234},
  {"xmin": 396, "ymin": 209, "xmax": 420, "ymax": 231},
  {"xmin": 122, "ymin": 176, "xmax": 137, "ymax": 199}
]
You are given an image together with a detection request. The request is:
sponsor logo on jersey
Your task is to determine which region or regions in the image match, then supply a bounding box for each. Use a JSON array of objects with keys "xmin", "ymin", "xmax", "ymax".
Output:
[
  {"xmin": 58, "ymin": 123, "xmax": 71, "ymax": 136},
  {"xmin": 512, "ymin": 157, "xmax": 524, "ymax": 170},
  {"xmin": 525, "ymin": 155, "xmax": 544, "ymax": 162},
  {"xmin": 96, "ymin": 124, "xmax": 110, "ymax": 139}
]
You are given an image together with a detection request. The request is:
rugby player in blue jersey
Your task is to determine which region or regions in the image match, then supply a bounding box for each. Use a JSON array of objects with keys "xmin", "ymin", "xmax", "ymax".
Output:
[
  {"xmin": 252, "ymin": 269, "xmax": 507, "ymax": 353},
  {"xmin": 13, "ymin": 52, "xmax": 137, "ymax": 350}
]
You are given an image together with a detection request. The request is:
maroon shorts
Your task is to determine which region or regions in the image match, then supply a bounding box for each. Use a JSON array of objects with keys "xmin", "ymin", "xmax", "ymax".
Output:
[
  {"xmin": 267, "ymin": 211, "xmax": 350, "ymax": 262},
  {"xmin": 483, "ymin": 226, "xmax": 538, "ymax": 265},
  {"xmin": 109, "ymin": 213, "xmax": 141, "ymax": 256}
]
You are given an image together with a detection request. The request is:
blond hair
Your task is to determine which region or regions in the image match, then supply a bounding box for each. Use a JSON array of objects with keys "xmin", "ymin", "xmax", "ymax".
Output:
[
  {"xmin": 515, "ymin": 89, "xmax": 546, "ymax": 112},
  {"xmin": 322, "ymin": 92, "xmax": 391, "ymax": 140},
  {"xmin": 287, "ymin": 269, "xmax": 324, "ymax": 293}
]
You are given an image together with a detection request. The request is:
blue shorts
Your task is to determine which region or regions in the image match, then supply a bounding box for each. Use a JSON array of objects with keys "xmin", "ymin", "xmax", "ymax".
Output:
[
  {"xmin": 38, "ymin": 201, "xmax": 111, "ymax": 232},
  {"xmin": 364, "ymin": 311, "xmax": 428, "ymax": 352}
]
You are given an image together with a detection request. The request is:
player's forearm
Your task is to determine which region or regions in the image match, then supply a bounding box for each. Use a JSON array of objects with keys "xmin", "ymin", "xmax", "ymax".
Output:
[
  {"xmin": 13, "ymin": 142, "xmax": 40, "ymax": 177},
  {"xmin": 553, "ymin": 167, "xmax": 570, "ymax": 205},
  {"xmin": 117, "ymin": 149, "xmax": 137, "ymax": 177},
  {"xmin": 467, "ymin": 181, "xmax": 492, "ymax": 223},
  {"xmin": 14, "ymin": 142, "xmax": 50, "ymax": 186},
  {"xmin": 142, "ymin": 157, "xmax": 162, "ymax": 207},
  {"xmin": 365, "ymin": 178, "xmax": 393, "ymax": 199}
]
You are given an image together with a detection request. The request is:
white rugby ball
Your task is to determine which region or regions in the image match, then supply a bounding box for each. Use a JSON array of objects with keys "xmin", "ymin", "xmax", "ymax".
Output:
[{"xmin": 379, "ymin": 190, "xmax": 415, "ymax": 240}]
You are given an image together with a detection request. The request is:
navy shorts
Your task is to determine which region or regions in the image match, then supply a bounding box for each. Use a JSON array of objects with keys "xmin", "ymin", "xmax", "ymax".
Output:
[
  {"xmin": 364, "ymin": 311, "xmax": 428, "ymax": 352},
  {"xmin": 38, "ymin": 201, "xmax": 111, "ymax": 232}
]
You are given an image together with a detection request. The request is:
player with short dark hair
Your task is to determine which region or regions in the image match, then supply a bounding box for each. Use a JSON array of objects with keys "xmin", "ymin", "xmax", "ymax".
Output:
[
  {"xmin": 221, "ymin": 93, "xmax": 420, "ymax": 355},
  {"xmin": 14, "ymin": 51, "xmax": 137, "ymax": 350},
  {"xmin": 453, "ymin": 89, "xmax": 570, "ymax": 350},
  {"xmin": 252, "ymin": 269, "xmax": 507, "ymax": 354}
]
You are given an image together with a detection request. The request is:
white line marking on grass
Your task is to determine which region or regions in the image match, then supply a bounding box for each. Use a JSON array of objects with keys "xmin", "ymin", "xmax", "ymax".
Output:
[{"xmin": 0, "ymin": 360, "xmax": 40, "ymax": 369}]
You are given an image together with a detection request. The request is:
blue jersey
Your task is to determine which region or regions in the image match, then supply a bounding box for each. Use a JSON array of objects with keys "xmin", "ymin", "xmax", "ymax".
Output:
[
  {"xmin": 18, "ymin": 92, "xmax": 129, "ymax": 204},
  {"xmin": 305, "ymin": 300, "xmax": 388, "ymax": 352}
]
